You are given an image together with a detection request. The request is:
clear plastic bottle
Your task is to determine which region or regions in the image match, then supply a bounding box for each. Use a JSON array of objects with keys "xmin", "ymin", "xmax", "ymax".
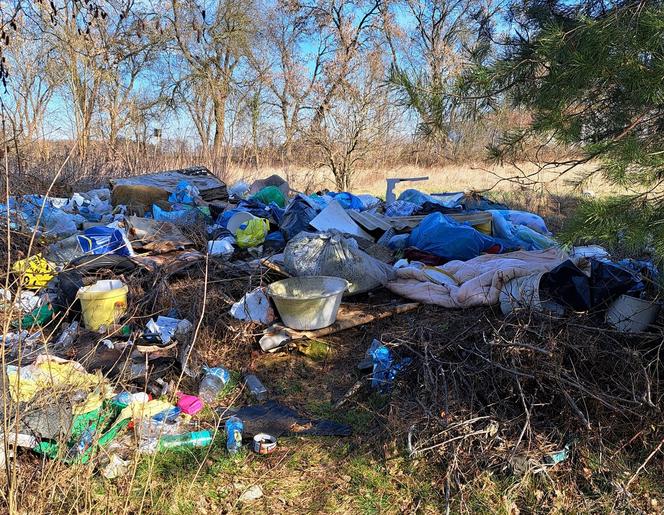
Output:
[
  {"xmin": 244, "ymin": 374, "xmax": 268, "ymax": 401},
  {"xmin": 371, "ymin": 345, "xmax": 392, "ymax": 391},
  {"xmin": 198, "ymin": 366, "xmax": 230, "ymax": 403},
  {"xmin": 137, "ymin": 418, "xmax": 184, "ymax": 440},
  {"xmin": 55, "ymin": 321, "xmax": 79, "ymax": 349},
  {"xmin": 225, "ymin": 416, "xmax": 243, "ymax": 455}
]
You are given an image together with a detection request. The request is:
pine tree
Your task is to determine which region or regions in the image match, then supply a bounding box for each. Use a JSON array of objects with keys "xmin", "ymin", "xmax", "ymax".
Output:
[{"xmin": 490, "ymin": 0, "xmax": 664, "ymax": 257}]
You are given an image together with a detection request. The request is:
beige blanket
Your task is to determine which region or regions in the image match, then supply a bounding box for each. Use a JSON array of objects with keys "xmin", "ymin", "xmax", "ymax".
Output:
[{"xmin": 387, "ymin": 248, "xmax": 570, "ymax": 308}]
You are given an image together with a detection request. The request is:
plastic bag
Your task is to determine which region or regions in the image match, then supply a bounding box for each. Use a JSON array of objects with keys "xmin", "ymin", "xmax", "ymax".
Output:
[
  {"xmin": 168, "ymin": 180, "xmax": 200, "ymax": 205},
  {"xmin": 494, "ymin": 210, "xmax": 550, "ymax": 235},
  {"xmin": 409, "ymin": 212, "xmax": 503, "ymax": 261},
  {"xmin": 251, "ymin": 186, "xmax": 286, "ymax": 208},
  {"xmin": 236, "ymin": 218, "xmax": 270, "ymax": 248},
  {"xmin": 283, "ymin": 232, "xmax": 396, "ymax": 294},
  {"xmin": 153, "ymin": 204, "xmax": 204, "ymax": 225},
  {"xmin": 398, "ymin": 189, "xmax": 463, "ymax": 208},
  {"xmin": 491, "ymin": 211, "xmax": 556, "ymax": 251},
  {"xmin": 77, "ymin": 227, "xmax": 133, "ymax": 257},
  {"xmin": 329, "ymin": 192, "xmax": 364, "ymax": 211},
  {"xmin": 12, "ymin": 254, "xmax": 56, "ymax": 289},
  {"xmin": 280, "ymin": 195, "xmax": 318, "ymax": 240},
  {"xmin": 230, "ymin": 287, "xmax": 276, "ymax": 325}
]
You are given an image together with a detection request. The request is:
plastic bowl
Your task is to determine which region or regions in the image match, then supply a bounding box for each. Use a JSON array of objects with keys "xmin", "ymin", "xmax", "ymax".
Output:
[{"xmin": 267, "ymin": 276, "xmax": 349, "ymax": 330}]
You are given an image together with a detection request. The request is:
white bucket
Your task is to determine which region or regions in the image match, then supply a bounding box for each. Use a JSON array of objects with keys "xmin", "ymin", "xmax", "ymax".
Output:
[
  {"xmin": 500, "ymin": 272, "xmax": 565, "ymax": 316},
  {"xmin": 606, "ymin": 294, "xmax": 660, "ymax": 333}
]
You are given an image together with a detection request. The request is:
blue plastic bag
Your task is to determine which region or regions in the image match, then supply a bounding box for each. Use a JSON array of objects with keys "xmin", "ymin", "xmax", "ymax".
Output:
[
  {"xmin": 328, "ymin": 192, "xmax": 364, "ymax": 211},
  {"xmin": 494, "ymin": 210, "xmax": 550, "ymax": 235},
  {"xmin": 77, "ymin": 226, "xmax": 132, "ymax": 256},
  {"xmin": 168, "ymin": 180, "xmax": 200, "ymax": 205},
  {"xmin": 153, "ymin": 204, "xmax": 204, "ymax": 225},
  {"xmin": 409, "ymin": 212, "xmax": 503, "ymax": 261}
]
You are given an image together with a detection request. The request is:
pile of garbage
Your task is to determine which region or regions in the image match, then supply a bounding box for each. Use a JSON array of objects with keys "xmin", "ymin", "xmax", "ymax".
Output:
[{"xmin": 0, "ymin": 167, "xmax": 660, "ymax": 474}]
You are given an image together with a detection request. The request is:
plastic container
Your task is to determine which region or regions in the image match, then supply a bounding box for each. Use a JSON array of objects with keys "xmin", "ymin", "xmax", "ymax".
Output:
[
  {"xmin": 225, "ymin": 416, "xmax": 243, "ymax": 455},
  {"xmin": 606, "ymin": 294, "xmax": 660, "ymax": 333},
  {"xmin": 499, "ymin": 273, "xmax": 565, "ymax": 316},
  {"xmin": 226, "ymin": 212, "xmax": 257, "ymax": 235},
  {"xmin": 198, "ymin": 366, "xmax": 230, "ymax": 403},
  {"xmin": 267, "ymin": 276, "xmax": 349, "ymax": 330},
  {"xmin": 77, "ymin": 279, "xmax": 128, "ymax": 331}
]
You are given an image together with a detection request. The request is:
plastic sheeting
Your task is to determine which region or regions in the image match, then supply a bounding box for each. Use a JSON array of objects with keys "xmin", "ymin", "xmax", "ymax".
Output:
[{"xmin": 398, "ymin": 189, "xmax": 464, "ymax": 209}]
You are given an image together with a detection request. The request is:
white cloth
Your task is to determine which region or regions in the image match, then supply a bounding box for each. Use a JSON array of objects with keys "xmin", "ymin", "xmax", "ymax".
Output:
[{"xmin": 387, "ymin": 248, "xmax": 570, "ymax": 308}]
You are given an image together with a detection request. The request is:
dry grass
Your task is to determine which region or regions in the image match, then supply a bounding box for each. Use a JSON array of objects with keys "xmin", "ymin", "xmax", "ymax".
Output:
[{"xmin": 222, "ymin": 162, "xmax": 621, "ymax": 199}]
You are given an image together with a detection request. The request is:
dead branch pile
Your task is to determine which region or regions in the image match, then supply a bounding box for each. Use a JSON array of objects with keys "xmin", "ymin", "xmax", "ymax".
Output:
[{"xmin": 382, "ymin": 306, "xmax": 663, "ymax": 483}]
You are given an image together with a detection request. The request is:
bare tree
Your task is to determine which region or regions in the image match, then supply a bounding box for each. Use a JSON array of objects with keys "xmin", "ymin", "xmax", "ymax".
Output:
[
  {"xmin": 386, "ymin": 0, "xmax": 498, "ymax": 159},
  {"xmin": 311, "ymin": 48, "xmax": 393, "ymax": 189},
  {"xmin": 164, "ymin": 0, "xmax": 254, "ymax": 162},
  {"xmin": 4, "ymin": 32, "xmax": 56, "ymax": 145},
  {"xmin": 254, "ymin": 2, "xmax": 325, "ymax": 162}
]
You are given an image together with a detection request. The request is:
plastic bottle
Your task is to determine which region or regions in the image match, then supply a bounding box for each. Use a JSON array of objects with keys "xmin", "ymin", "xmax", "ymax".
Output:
[
  {"xmin": 138, "ymin": 430, "xmax": 212, "ymax": 454},
  {"xmin": 54, "ymin": 321, "xmax": 79, "ymax": 349},
  {"xmin": 158, "ymin": 430, "xmax": 212, "ymax": 450},
  {"xmin": 198, "ymin": 366, "xmax": 230, "ymax": 403},
  {"xmin": 66, "ymin": 427, "xmax": 94, "ymax": 460},
  {"xmin": 137, "ymin": 417, "xmax": 184, "ymax": 440},
  {"xmin": 370, "ymin": 345, "xmax": 393, "ymax": 391},
  {"xmin": 152, "ymin": 406, "xmax": 181, "ymax": 423},
  {"xmin": 225, "ymin": 416, "xmax": 243, "ymax": 455},
  {"xmin": 244, "ymin": 374, "xmax": 268, "ymax": 401}
]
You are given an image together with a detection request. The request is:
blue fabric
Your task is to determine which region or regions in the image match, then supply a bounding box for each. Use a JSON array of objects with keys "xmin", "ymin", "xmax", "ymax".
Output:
[
  {"xmin": 409, "ymin": 212, "xmax": 504, "ymax": 261},
  {"xmin": 385, "ymin": 200, "xmax": 419, "ymax": 217},
  {"xmin": 77, "ymin": 227, "xmax": 131, "ymax": 256}
]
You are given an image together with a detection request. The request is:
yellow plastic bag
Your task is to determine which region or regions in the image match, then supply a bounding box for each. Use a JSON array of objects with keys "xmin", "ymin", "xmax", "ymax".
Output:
[
  {"xmin": 236, "ymin": 218, "xmax": 270, "ymax": 248},
  {"xmin": 12, "ymin": 254, "xmax": 56, "ymax": 289}
]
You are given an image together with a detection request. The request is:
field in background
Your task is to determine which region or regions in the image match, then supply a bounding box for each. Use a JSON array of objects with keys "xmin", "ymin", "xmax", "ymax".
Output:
[{"xmin": 219, "ymin": 162, "xmax": 617, "ymax": 200}]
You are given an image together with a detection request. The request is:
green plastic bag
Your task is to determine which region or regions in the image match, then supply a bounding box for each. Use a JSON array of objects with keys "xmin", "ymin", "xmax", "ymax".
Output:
[
  {"xmin": 252, "ymin": 186, "xmax": 286, "ymax": 208},
  {"xmin": 236, "ymin": 218, "xmax": 270, "ymax": 248}
]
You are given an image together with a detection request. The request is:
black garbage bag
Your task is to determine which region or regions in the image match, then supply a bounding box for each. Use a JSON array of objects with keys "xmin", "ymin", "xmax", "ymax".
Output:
[
  {"xmin": 539, "ymin": 259, "xmax": 645, "ymax": 312},
  {"xmin": 279, "ymin": 195, "xmax": 318, "ymax": 241},
  {"xmin": 589, "ymin": 259, "xmax": 644, "ymax": 308},
  {"xmin": 220, "ymin": 401, "xmax": 352, "ymax": 438},
  {"xmin": 539, "ymin": 260, "xmax": 591, "ymax": 311}
]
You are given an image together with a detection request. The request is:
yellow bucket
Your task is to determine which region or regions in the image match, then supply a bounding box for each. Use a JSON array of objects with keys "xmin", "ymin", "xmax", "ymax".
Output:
[{"xmin": 77, "ymin": 279, "xmax": 128, "ymax": 331}]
